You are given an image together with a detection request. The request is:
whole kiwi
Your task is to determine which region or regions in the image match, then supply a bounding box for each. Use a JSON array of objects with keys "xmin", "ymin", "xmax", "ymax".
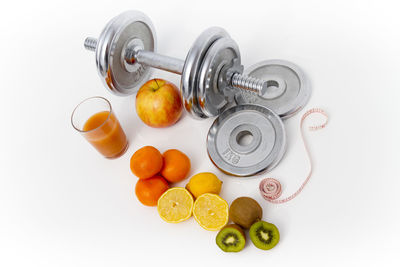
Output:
[{"xmin": 229, "ymin": 197, "xmax": 262, "ymax": 229}]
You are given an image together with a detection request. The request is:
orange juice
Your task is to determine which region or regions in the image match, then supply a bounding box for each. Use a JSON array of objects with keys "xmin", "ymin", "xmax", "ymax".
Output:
[{"xmin": 83, "ymin": 111, "xmax": 128, "ymax": 158}]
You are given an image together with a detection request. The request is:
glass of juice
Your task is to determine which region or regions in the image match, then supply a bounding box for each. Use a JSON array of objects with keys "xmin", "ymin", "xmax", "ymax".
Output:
[{"xmin": 71, "ymin": 96, "xmax": 128, "ymax": 159}]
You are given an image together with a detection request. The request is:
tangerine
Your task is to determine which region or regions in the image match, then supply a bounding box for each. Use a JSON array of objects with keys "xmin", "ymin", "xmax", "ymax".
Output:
[
  {"xmin": 135, "ymin": 175, "xmax": 170, "ymax": 206},
  {"xmin": 161, "ymin": 149, "xmax": 191, "ymax": 183},
  {"xmin": 130, "ymin": 146, "xmax": 163, "ymax": 179}
]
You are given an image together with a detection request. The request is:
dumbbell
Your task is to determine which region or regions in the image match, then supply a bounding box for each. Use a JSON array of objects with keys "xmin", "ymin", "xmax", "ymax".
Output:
[{"xmin": 83, "ymin": 10, "xmax": 270, "ymax": 119}]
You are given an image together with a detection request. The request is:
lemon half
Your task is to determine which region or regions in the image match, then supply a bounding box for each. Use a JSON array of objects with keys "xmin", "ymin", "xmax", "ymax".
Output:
[
  {"xmin": 157, "ymin": 187, "xmax": 194, "ymax": 223},
  {"xmin": 193, "ymin": 193, "xmax": 229, "ymax": 231}
]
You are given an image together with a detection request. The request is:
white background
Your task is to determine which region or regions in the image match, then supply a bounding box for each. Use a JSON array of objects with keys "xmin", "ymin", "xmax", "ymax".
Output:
[{"xmin": 1, "ymin": 0, "xmax": 399, "ymax": 266}]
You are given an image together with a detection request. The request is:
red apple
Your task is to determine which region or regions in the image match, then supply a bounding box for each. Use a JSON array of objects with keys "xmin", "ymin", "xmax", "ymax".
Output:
[{"xmin": 136, "ymin": 79, "xmax": 183, "ymax": 128}]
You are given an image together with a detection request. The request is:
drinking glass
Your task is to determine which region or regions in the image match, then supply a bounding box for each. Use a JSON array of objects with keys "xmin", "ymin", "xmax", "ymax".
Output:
[{"xmin": 71, "ymin": 96, "xmax": 128, "ymax": 158}]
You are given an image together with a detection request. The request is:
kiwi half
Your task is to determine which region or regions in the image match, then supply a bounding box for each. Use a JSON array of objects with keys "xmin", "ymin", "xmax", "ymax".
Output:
[
  {"xmin": 249, "ymin": 221, "xmax": 280, "ymax": 250},
  {"xmin": 229, "ymin": 197, "xmax": 262, "ymax": 229},
  {"xmin": 216, "ymin": 224, "xmax": 246, "ymax": 252}
]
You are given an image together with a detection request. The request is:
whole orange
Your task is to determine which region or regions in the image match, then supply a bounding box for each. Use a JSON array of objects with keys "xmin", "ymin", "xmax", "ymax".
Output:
[
  {"xmin": 161, "ymin": 149, "xmax": 191, "ymax": 183},
  {"xmin": 135, "ymin": 175, "xmax": 170, "ymax": 206},
  {"xmin": 130, "ymin": 146, "xmax": 163, "ymax": 179}
]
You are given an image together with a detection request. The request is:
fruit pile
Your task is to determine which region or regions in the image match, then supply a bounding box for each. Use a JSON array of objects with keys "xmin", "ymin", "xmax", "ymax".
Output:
[
  {"xmin": 217, "ymin": 197, "xmax": 279, "ymax": 252},
  {"xmin": 130, "ymin": 144, "xmax": 280, "ymax": 253},
  {"xmin": 129, "ymin": 79, "xmax": 280, "ymax": 252},
  {"xmin": 131, "ymin": 146, "xmax": 190, "ymax": 206},
  {"xmin": 158, "ymin": 172, "xmax": 228, "ymax": 230}
]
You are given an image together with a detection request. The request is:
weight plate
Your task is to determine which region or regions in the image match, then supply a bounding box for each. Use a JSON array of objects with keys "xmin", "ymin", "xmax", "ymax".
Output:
[
  {"xmin": 198, "ymin": 37, "xmax": 241, "ymax": 117},
  {"xmin": 96, "ymin": 10, "xmax": 156, "ymax": 96},
  {"xmin": 234, "ymin": 60, "xmax": 311, "ymax": 119},
  {"xmin": 181, "ymin": 27, "xmax": 230, "ymax": 119},
  {"xmin": 207, "ymin": 104, "xmax": 286, "ymax": 177}
]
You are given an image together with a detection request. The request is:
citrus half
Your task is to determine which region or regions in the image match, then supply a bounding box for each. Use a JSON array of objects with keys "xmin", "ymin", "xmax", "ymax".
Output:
[
  {"xmin": 157, "ymin": 187, "xmax": 194, "ymax": 223},
  {"xmin": 193, "ymin": 193, "xmax": 229, "ymax": 231}
]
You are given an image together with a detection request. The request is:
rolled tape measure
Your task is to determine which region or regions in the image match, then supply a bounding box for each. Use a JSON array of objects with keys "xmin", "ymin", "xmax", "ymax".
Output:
[{"xmin": 259, "ymin": 108, "xmax": 328, "ymax": 204}]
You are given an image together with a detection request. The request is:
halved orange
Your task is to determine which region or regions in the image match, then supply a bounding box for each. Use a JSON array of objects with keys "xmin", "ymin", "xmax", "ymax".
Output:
[
  {"xmin": 193, "ymin": 193, "xmax": 229, "ymax": 231},
  {"xmin": 157, "ymin": 187, "xmax": 194, "ymax": 223}
]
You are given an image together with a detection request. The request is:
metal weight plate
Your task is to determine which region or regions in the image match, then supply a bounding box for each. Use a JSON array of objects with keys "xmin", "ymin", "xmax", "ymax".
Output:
[
  {"xmin": 234, "ymin": 60, "xmax": 311, "ymax": 119},
  {"xmin": 181, "ymin": 27, "xmax": 230, "ymax": 119},
  {"xmin": 95, "ymin": 10, "xmax": 156, "ymax": 96},
  {"xmin": 197, "ymin": 37, "xmax": 241, "ymax": 118},
  {"xmin": 207, "ymin": 104, "xmax": 286, "ymax": 177}
]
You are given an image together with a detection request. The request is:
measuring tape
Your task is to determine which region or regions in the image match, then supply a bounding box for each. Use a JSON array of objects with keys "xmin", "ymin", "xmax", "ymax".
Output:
[{"xmin": 259, "ymin": 108, "xmax": 328, "ymax": 204}]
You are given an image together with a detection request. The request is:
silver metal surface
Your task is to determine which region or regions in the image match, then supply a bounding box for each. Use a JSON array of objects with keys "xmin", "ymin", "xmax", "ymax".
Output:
[
  {"xmin": 92, "ymin": 10, "xmax": 157, "ymax": 96},
  {"xmin": 84, "ymin": 37, "xmax": 97, "ymax": 51},
  {"xmin": 122, "ymin": 38, "xmax": 145, "ymax": 73},
  {"xmin": 207, "ymin": 104, "xmax": 286, "ymax": 177},
  {"xmin": 135, "ymin": 50, "xmax": 184, "ymax": 74},
  {"xmin": 231, "ymin": 73, "xmax": 268, "ymax": 95},
  {"xmin": 181, "ymin": 27, "xmax": 230, "ymax": 119},
  {"xmin": 234, "ymin": 60, "xmax": 311, "ymax": 119},
  {"xmin": 198, "ymin": 37, "xmax": 241, "ymax": 117},
  {"xmin": 85, "ymin": 34, "xmax": 182, "ymax": 76},
  {"xmin": 84, "ymin": 11, "xmax": 301, "ymax": 126}
]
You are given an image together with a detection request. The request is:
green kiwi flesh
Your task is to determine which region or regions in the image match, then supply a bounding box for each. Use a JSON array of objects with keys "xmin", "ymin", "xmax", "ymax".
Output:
[
  {"xmin": 249, "ymin": 221, "xmax": 280, "ymax": 250},
  {"xmin": 229, "ymin": 197, "xmax": 263, "ymax": 229},
  {"xmin": 216, "ymin": 224, "xmax": 246, "ymax": 252}
]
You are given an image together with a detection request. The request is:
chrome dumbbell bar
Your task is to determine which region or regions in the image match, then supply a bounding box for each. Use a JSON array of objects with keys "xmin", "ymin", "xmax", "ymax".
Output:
[
  {"xmin": 84, "ymin": 35, "xmax": 267, "ymax": 95},
  {"xmin": 83, "ymin": 10, "xmax": 268, "ymax": 119},
  {"xmin": 84, "ymin": 37, "xmax": 184, "ymax": 75}
]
